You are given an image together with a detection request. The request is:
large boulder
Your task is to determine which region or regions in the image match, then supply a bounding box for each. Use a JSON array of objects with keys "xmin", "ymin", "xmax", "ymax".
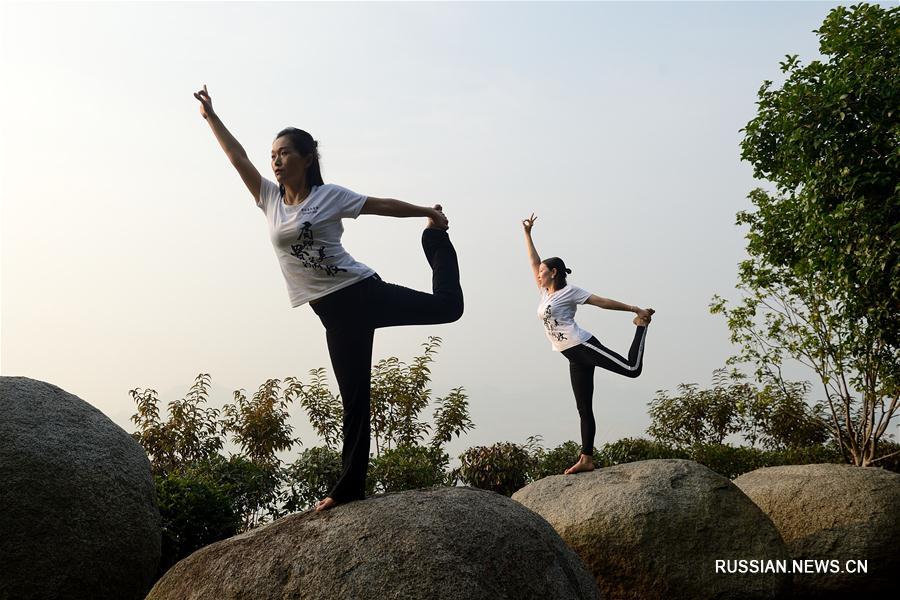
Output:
[
  {"xmin": 512, "ymin": 459, "xmax": 790, "ymax": 600},
  {"xmin": 0, "ymin": 377, "xmax": 161, "ymax": 600},
  {"xmin": 148, "ymin": 486, "xmax": 601, "ymax": 600},
  {"xmin": 734, "ymin": 463, "xmax": 900, "ymax": 598}
]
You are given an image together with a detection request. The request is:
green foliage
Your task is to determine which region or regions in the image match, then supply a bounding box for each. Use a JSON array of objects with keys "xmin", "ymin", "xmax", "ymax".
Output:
[
  {"xmin": 131, "ymin": 375, "xmax": 295, "ymax": 531},
  {"xmin": 647, "ymin": 370, "xmax": 752, "ymax": 447},
  {"xmin": 648, "ymin": 369, "xmax": 829, "ymax": 450},
  {"xmin": 370, "ymin": 337, "xmax": 473, "ymax": 454},
  {"xmin": 282, "ymin": 446, "xmax": 343, "ymax": 513},
  {"xmin": 130, "ymin": 374, "xmax": 222, "ymax": 476},
  {"xmin": 369, "ymin": 445, "xmax": 451, "ymax": 494},
  {"xmin": 190, "ymin": 455, "xmax": 284, "ymax": 530},
  {"xmin": 687, "ymin": 444, "xmax": 773, "ymax": 480},
  {"xmin": 431, "ymin": 387, "xmax": 475, "ymax": 449},
  {"xmin": 714, "ymin": 3, "xmax": 899, "ymax": 466},
  {"xmin": 598, "ymin": 437, "xmax": 688, "ymax": 466},
  {"xmin": 223, "ymin": 379, "xmax": 297, "ymax": 467},
  {"xmin": 154, "ymin": 471, "xmax": 240, "ymax": 576},
  {"xmin": 286, "ymin": 369, "xmax": 342, "ymax": 450},
  {"xmin": 743, "ymin": 378, "xmax": 830, "ymax": 450},
  {"xmin": 457, "ymin": 441, "xmax": 536, "ymax": 496},
  {"xmin": 872, "ymin": 439, "xmax": 900, "ymax": 472},
  {"xmin": 132, "ymin": 338, "xmax": 475, "ymax": 529},
  {"xmin": 528, "ymin": 440, "xmax": 585, "ymax": 479},
  {"xmin": 279, "ymin": 337, "xmax": 475, "ymax": 458}
]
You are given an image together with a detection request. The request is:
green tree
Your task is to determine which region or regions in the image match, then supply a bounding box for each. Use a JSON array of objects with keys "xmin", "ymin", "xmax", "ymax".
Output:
[
  {"xmin": 648, "ymin": 369, "xmax": 829, "ymax": 450},
  {"xmin": 712, "ymin": 3, "xmax": 899, "ymax": 466},
  {"xmin": 431, "ymin": 387, "xmax": 474, "ymax": 449},
  {"xmin": 222, "ymin": 379, "xmax": 298, "ymax": 466},
  {"xmin": 647, "ymin": 370, "xmax": 751, "ymax": 447},
  {"xmin": 371, "ymin": 337, "xmax": 438, "ymax": 452},
  {"xmin": 130, "ymin": 373, "xmax": 222, "ymax": 476},
  {"xmin": 132, "ymin": 338, "xmax": 475, "ymax": 516},
  {"xmin": 286, "ymin": 368, "xmax": 342, "ymax": 450},
  {"xmin": 288, "ymin": 337, "xmax": 474, "ymax": 458}
]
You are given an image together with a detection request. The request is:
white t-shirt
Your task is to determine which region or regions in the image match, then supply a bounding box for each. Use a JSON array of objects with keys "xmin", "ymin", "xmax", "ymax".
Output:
[
  {"xmin": 537, "ymin": 285, "xmax": 593, "ymax": 351},
  {"xmin": 257, "ymin": 177, "xmax": 375, "ymax": 307}
]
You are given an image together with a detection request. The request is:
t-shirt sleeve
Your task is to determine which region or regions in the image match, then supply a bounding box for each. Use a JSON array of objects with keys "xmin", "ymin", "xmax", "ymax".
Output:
[
  {"xmin": 327, "ymin": 184, "xmax": 368, "ymax": 219},
  {"xmin": 573, "ymin": 286, "xmax": 592, "ymax": 304},
  {"xmin": 257, "ymin": 177, "xmax": 281, "ymax": 214}
]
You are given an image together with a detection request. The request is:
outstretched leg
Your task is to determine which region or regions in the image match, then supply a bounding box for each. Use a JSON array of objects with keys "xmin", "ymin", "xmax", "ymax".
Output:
[
  {"xmin": 369, "ymin": 227, "xmax": 464, "ymax": 328},
  {"xmin": 578, "ymin": 325, "xmax": 649, "ymax": 379}
]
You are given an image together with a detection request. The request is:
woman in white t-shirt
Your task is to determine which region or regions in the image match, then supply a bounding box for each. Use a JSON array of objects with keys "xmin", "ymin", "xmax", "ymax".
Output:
[
  {"xmin": 522, "ymin": 213, "xmax": 654, "ymax": 475},
  {"xmin": 194, "ymin": 86, "xmax": 463, "ymax": 511}
]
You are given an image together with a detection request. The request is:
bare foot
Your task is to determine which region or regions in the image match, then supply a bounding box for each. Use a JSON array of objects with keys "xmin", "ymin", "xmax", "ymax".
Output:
[
  {"xmin": 634, "ymin": 308, "xmax": 655, "ymax": 326},
  {"xmin": 315, "ymin": 497, "xmax": 338, "ymax": 512},
  {"xmin": 427, "ymin": 204, "xmax": 449, "ymax": 230},
  {"xmin": 564, "ymin": 454, "xmax": 595, "ymax": 475}
]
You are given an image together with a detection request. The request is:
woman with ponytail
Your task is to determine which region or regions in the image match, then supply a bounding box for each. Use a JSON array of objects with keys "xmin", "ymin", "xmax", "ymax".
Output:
[
  {"xmin": 522, "ymin": 213, "xmax": 654, "ymax": 475},
  {"xmin": 194, "ymin": 86, "xmax": 463, "ymax": 511}
]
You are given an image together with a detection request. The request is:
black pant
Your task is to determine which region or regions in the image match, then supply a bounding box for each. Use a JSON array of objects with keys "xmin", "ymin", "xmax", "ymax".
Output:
[
  {"xmin": 310, "ymin": 229, "xmax": 463, "ymax": 503},
  {"xmin": 561, "ymin": 326, "xmax": 648, "ymax": 456}
]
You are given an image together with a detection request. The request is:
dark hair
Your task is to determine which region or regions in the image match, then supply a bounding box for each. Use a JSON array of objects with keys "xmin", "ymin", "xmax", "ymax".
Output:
[
  {"xmin": 274, "ymin": 127, "xmax": 325, "ymax": 188},
  {"xmin": 542, "ymin": 257, "xmax": 571, "ymax": 289}
]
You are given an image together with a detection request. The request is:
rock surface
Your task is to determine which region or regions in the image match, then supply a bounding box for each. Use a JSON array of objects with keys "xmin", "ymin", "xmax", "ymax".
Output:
[
  {"xmin": 148, "ymin": 486, "xmax": 601, "ymax": 600},
  {"xmin": 734, "ymin": 463, "xmax": 900, "ymax": 598},
  {"xmin": 513, "ymin": 459, "xmax": 790, "ymax": 600},
  {"xmin": 0, "ymin": 376, "xmax": 161, "ymax": 600}
]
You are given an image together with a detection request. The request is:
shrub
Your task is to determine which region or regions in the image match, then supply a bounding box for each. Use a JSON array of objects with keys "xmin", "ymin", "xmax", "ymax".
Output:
[
  {"xmin": 369, "ymin": 444, "xmax": 451, "ymax": 494},
  {"xmin": 529, "ymin": 440, "xmax": 585, "ymax": 480},
  {"xmin": 598, "ymin": 437, "xmax": 687, "ymax": 467},
  {"xmin": 686, "ymin": 443, "xmax": 771, "ymax": 479},
  {"xmin": 282, "ymin": 446, "xmax": 343, "ymax": 512},
  {"xmin": 191, "ymin": 455, "xmax": 284, "ymax": 530},
  {"xmin": 154, "ymin": 471, "xmax": 240, "ymax": 576},
  {"xmin": 874, "ymin": 440, "xmax": 900, "ymax": 473},
  {"xmin": 458, "ymin": 442, "xmax": 535, "ymax": 496}
]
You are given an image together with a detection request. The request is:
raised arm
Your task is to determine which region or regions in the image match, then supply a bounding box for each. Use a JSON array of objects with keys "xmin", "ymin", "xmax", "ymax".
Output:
[
  {"xmin": 360, "ymin": 197, "xmax": 448, "ymax": 228},
  {"xmin": 194, "ymin": 85, "xmax": 262, "ymax": 203},
  {"xmin": 522, "ymin": 213, "xmax": 541, "ymax": 289}
]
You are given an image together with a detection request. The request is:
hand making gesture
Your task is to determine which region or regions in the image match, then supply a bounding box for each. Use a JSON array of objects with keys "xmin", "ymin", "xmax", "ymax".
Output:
[
  {"xmin": 522, "ymin": 213, "xmax": 537, "ymax": 234},
  {"xmin": 193, "ymin": 85, "xmax": 214, "ymax": 120}
]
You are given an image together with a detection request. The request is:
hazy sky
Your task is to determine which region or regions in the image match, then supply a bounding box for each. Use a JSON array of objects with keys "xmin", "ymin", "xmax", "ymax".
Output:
[{"xmin": 2, "ymin": 1, "xmax": 872, "ymax": 459}]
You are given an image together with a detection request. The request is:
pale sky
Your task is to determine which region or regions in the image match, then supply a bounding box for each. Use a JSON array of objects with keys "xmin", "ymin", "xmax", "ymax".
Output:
[{"xmin": 1, "ymin": 1, "xmax": 867, "ymax": 460}]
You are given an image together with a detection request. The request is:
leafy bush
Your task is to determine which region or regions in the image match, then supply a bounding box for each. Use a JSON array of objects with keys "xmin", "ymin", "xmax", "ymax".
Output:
[
  {"xmin": 457, "ymin": 442, "xmax": 535, "ymax": 496},
  {"xmin": 766, "ymin": 444, "xmax": 843, "ymax": 469},
  {"xmin": 191, "ymin": 455, "xmax": 284, "ymax": 530},
  {"xmin": 155, "ymin": 471, "xmax": 240, "ymax": 576},
  {"xmin": 598, "ymin": 437, "xmax": 687, "ymax": 467},
  {"xmin": 686, "ymin": 443, "xmax": 772, "ymax": 479},
  {"xmin": 369, "ymin": 444, "xmax": 451, "ymax": 494},
  {"xmin": 130, "ymin": 374, "xmax": 222, "ymax": 476},
  {"xmin": 529, "ymin": 440, "xmax": 585, "ymax": 479},
  {"xmin": 223, "ymin": 380, "xmax": 298, "ymax": 466},
  {"xmin": 648, "ymin": 369, "xmax": 828, "ymax": 451},
  {"xmin": 873, "ymin": 440, "xmax": 900, "ymax": 473},
  {"xmin": 282, "ymin": 446, "xmax": 343, "ymax": 512}
]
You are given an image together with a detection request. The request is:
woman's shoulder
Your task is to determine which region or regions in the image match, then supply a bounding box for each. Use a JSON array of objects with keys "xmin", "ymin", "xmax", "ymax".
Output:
[{"xmin": 314, "ymin": 183, "xmax": 363, "ymax": 200}]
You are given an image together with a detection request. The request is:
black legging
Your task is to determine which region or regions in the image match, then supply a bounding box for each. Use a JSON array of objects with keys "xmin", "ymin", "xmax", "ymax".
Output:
[
  {"xmin": 561, "ymin": 326, "xmax": 648, "ymax": 456},
  {"xmin": 310, "ymin": 228, "xmax": 463, "ymax": 503}
]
